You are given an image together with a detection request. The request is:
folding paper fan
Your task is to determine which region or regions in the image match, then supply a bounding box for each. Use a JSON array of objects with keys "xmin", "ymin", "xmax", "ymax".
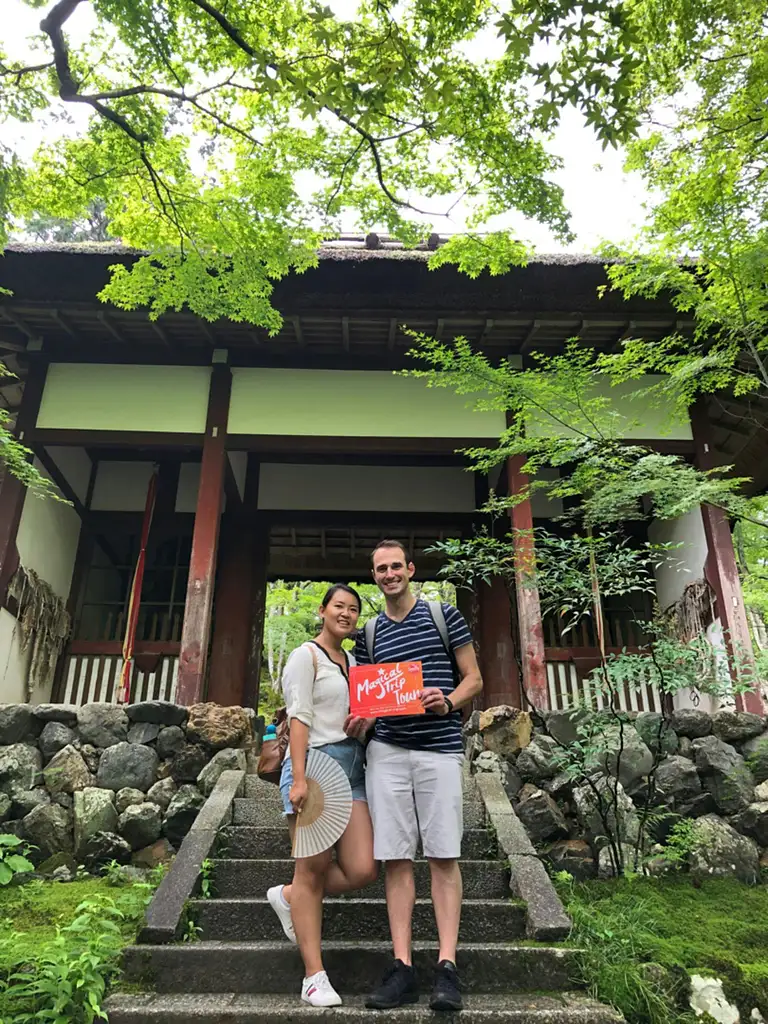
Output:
[{"xmin": 292, "ymin": 748, "xmax": 353, "ymax": 859}]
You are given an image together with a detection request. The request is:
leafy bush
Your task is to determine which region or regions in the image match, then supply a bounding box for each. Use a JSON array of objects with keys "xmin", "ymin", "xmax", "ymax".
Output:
[{"xmin": 0, "ymin": 835, "xmax": 35, "ymax": 886}]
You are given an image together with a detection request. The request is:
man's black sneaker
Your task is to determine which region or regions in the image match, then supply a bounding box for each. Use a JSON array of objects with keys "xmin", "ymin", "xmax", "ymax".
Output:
[
  {"xmin": 430, "ymin": 959, "xmax": 462, "ymax": 1011},
  {"xmin": 365, "ymin": 959, "xmax": 419, "ymax": 1009}
]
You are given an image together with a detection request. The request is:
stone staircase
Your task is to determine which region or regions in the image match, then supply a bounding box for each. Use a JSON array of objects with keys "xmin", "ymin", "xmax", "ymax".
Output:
[{"xmin": 106, "ymin": 774, "xmax": 621, "ymax": 1023}]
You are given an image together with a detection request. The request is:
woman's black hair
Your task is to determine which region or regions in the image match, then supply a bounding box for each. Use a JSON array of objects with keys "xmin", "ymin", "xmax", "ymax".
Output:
[{"xmin": 320, "ymin": 583, "xmax": 362, "ymax": 611}]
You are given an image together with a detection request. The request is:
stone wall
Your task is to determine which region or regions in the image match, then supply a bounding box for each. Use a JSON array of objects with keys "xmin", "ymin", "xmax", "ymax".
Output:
[
  {"xmin": 0, "ymin": 701, "xmax": 256, "ymax": 874},
  {"xmin": 466, "ymin": 705, "xmax": 768, "ymax": 883}
]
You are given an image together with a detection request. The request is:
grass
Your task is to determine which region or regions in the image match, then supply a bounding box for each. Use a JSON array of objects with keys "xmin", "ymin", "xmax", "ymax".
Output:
[{"xmin": 557, "ymin": 873, "xmax": 768, "ymax": 1024}]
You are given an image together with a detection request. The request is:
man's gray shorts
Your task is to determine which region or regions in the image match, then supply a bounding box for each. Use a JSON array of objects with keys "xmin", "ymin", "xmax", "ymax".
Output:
[{"xmin": 365, "ymin": 739, "xmax": 464, "ymax": 861}]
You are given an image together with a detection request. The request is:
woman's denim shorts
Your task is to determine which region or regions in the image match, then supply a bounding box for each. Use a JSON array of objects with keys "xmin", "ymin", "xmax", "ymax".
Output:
[{"xmin": 280, "ymin": 737, "xmax": 367, "ymax": 815}]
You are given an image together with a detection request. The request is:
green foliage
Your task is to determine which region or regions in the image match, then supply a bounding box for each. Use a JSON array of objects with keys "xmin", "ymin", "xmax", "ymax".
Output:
[
  {"xmin": 0, "ymin": 876, "xmax": 162, "ymax": 1023},
  {"xmin": 0, "ymin": 834, "xmax": 34, "ymax": 886},
  {"xmin": 658, "ymin": 818, "xmax": 700, "ymax": 870},
  {"xmin": 199, "ymin": 858, "xmax": 214, "ymax": 900},
  {"xmin": 557, "ymin": 875, "xmax": 768, "ymax": 1023}
]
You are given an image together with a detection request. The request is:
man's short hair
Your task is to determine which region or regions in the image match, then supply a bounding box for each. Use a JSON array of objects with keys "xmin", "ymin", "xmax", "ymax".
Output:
[{"xmin": 371, "ymin": 538, "xmax": 411, "ymax": 566}]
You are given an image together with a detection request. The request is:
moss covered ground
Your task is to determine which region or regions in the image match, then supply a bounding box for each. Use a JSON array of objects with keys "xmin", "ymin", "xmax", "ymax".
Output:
[{"xmin": 558, "ymin": 874, "xmax": 768, "ymax": 1024}]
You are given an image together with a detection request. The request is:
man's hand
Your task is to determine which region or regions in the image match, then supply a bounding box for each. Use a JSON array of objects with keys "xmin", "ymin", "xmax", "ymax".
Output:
[
  {"xmin": 344, "ymin": 714, "xmax": 375, "ymax": 740},
  {"xmin": 419, "ymin": 687, "xmax": 450, "ymax": 715},
  {"xmin": 289, "ymin": 777, "xmax": 309, "ymax": 813}
]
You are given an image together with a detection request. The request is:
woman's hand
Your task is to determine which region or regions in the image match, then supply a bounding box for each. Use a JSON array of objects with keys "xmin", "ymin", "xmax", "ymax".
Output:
[
  {"xmin": 289, "ymin": 777, "xmax": 309, "ymax": 813},
  {"xmin": 344, "ymin": 714, "xmax": 375, "ymax": 741}
]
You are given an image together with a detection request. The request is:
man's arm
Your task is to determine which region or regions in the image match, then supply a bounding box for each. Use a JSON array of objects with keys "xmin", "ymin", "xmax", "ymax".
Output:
[{"xmin": 420, "ymin": 641, "xmax": 483, "ymax": 714}]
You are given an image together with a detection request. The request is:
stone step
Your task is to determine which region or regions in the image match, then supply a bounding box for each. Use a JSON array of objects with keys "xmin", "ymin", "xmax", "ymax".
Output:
[
  {"xmin": 232, "ymin": 797, "xmax": 486, "ymax": 829},
  {"xmin": 106, "ymin": 991, "xmax": 623, "ymax": 1024},
  {"xmin": 244, "ymin": 773, "xmax": 483, "ymax": 803},
  {"xmin": 217, "ymin": 826, "xmax": 498, "ymax": 861},
  {"xmin": 212, "ymin": 859, "xmax": 510, "ymax": 900},
  {"xmin": 121, "ymin": 941, "xmax": 578, "ymax": 995},
  {"xmin": 192, "ymin": 897, "xmax": 526, "ymax": 942}
]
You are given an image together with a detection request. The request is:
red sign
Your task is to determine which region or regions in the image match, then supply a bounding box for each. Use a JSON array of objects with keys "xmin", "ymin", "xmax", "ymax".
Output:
[{"xmin": 349, "ymin": 662, "xmax": 425, "ymax": 718}]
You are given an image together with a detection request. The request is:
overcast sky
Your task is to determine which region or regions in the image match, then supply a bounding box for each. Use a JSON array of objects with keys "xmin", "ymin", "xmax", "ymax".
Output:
[{"xmin": 5, "ymin": 0, "xmax": 650, "ymax": 253}]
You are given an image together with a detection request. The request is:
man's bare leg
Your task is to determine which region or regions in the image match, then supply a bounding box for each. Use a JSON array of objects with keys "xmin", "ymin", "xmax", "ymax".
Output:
[
  {"xmin": 428, "ymin": 857, "xmax": 462, "ymax": 964},
  {"xmin": 384, "ymin": 859, "xmax": 416, "ymax": 964}
]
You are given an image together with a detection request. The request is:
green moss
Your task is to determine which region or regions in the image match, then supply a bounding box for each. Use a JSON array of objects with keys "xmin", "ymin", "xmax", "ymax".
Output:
[{"xmin": 559, "ymin": 875, "xmax": 768, "ymax": 1023}]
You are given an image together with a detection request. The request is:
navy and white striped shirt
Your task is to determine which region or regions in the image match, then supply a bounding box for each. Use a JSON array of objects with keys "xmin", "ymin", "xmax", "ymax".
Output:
[{"xmin": 354, "ymin": 600, "xmax": 473, "ymax": 754}]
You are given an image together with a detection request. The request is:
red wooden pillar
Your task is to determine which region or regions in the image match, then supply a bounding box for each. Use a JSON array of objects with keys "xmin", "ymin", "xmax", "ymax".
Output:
[
  {"xmin": 507, "ymin": 456, "xmax": 549, "ymax": 710},
  {"xmin": 476, "ymin": 577, "xmax": 521, "ymax": 709},
  {"xmin": 691, "ymin": 405, "xmax": 763, "ymax": 714},
  {"xmin": 176, "ymin": 364, "xmax": 231, "ymax": 706},
  {"xmin": 208, "ymin": 457, "xmax": 269, "ymax": 709},
  {"xmin": 0, "ymin": 358, "xmax": 48, "ymax": 600}
]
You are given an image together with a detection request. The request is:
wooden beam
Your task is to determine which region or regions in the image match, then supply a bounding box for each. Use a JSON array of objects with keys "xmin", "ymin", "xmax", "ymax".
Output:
[
  {"xmin": 341, "ymin": 317, "xmax": 350, "ymax": 351},
  {"xmin": 0, "ymin": 359, "xmax": 48, "ymax": 599},
  {"xmin": 51, "ymin": 308, "xmax": 79, "ymax": 340},
  {"xmin": 520, "ymin": 319, "xmax": 541, "ymax": 354},
  {"xmin": 176, "ymin": 365, "xmax": 232, "ymax": 705},
  {"xmin": 151, "ymin": 323, "xmax": 172, "ymax": 348},
  {"xmin": 387, "ymin": 318, "xmax": 397, "ymax": 350},
  {"xmin": 691, "ymin": 403, "xmax": 762, "ymax": 714},
  {"xmin": 476, "ymin": 577, "xmax": 520, "ymax": 709},
  {"xmin": 506, "ymin": 455, "xmax": 548, "ymax": 710},
  {"xmin": 292, "ymin": 316, "xmax": 305, "ymax": 348},
  {"xmin": 97, "ymin": 312, "xmax": 127, "ymax": 344}
]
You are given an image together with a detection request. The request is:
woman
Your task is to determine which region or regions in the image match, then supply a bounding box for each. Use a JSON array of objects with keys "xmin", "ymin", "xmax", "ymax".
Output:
[{"xmin": 267, "ymin": 583, "xmax": 377, "ymax": 1007}]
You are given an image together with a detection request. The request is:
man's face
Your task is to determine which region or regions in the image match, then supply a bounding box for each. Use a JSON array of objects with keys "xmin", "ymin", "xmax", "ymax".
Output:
[{"xmin": 371, "ymin": 545, "xmax": 415, "ymax": 598}]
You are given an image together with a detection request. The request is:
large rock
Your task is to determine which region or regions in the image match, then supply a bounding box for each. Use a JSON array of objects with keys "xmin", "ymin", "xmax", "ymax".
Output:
[
  {"xmin": 186, "ymin": 703, "xmax": 251, "ymax": 752},
  {"xmin": 670, "ymin": 708, "xmax": 712, "ymax": 739},
  {"xmin": 542, "ymin": 839, "xmax": 596, "ymax": 880},
  {"xmin": 711, "ymin": 710, "xmax": 765, "ymax": 744},
  {"xmin": 197, "ymin": 748, "xmax": 247, "ymax": 796},
  {"xmin": 96, "ymin": 742, "xmax": 158, "ymax": 792},
  {"xmin": 132, "ymin": 838, "xmax": 174, "ymax": 868},
  {"xmin": 74, "ymin": 787, "xmax": 118, "ymax": 855},
  {"xmin": 0, "ymin": 793, "xmax": 11, "ymax": 822},
  {"xmin": 77, "ymin": 703, "xmax": 128, "ymax": 748},
  {"xmin": 33, "ymin": 703, "xmax": 79, "ymax": 725},
  {"xmin": 515, "ymin": 784, "xmax": 568, "ymax": 844},
  {"xmin": 127, "ymin": 722, "xmax": 161, "ymax": 745},
  {"xmin": 0, "ymin": 704, "xmax": 40, "ymax": 744},
  {"xmin": 476, "ymin": 706, "xmax": 532, "ymax": 760},
  {"xmin": 170, "ymin": 744, "xmax": 208, "ymax": 783},
  {"xmin": 79, "ymin": 744, "xmax": 100, "ymax": 774},
  {"xmin": 689, "ymin": 814, "xmax": 760, "ymax": 883},
  {"xmin": 601, "ymin": 725, "xmax": 654, "ymax": 789},
  {"xmin": 654, "ymin": 755, "xmax": 703, "ymax": 807},
  {"xmin": 12, "ymin": 786, "xmax": 50, "ymax": 817},
  {"xmin": 163, "ymin": 784, "xmax": 204, "ymax": 846},
  {"xmin": 542, "ymin": 709, "xmax": 584, "ymax": 746},
  {"xmin": 118, "ymin": 802, "xmax": 162, "ymax": 851},
  {"xmin": 730, "ymin": 802, "xmax": 768, "ymax": 847},
  {"xmin": 44, "ymin": 745, "xmax": 91, "ymax": 794},
  {"xmin": 81, "ymin": 831, "xmax": 131, "ymax": 871},
  {"xmin": 156, "ymin": 726, "xmax": 186, "ymax": 760},
  {"xmin": 598, "ymin": 843, "xmax": 642, "ymax": 879},
  {"xmin": 741, "ymin": 734, "xmax": 768, "ymax": 784},
  {"xmin": 126, "ymin": 701, "xmax": 187, "ymax": 727},
  {"xmin": 573, "ymin": 777, "xmax": 640, "ymax": 850},
  {"xmin": 693, "ymin": 735, "xmax": 754, "ymax": 814},
  {"xmin": 116, "ymin": 787, "xmax": 147, "ymax": 814},
  {"xmin": 39, "ymin": 721, "xmax": 78, "ymax": 762},
  {"xmin": 635, "ymin": 713, "xmax": 679, "ymax": 757},
  {"xmin": 472, "ymin": 750, "xmax": 522, "ymax": 800},
  {"xmin": 516, "ymin": 735, "xmax": 560, "ymax": 782},
  {"xmin": 23, "ymin": 803, "xmax": 73, "ymax": 859},
  {"xmin": 146, "ymin": 777, "xmax": 177, "ymax": 813},
  {"xmin": 755, "ymin": 780, "xmax": 768, "ymax": 801},
  {"xmin": 0, "ymin": 743, "xmax": 42, "ymax": 794}
]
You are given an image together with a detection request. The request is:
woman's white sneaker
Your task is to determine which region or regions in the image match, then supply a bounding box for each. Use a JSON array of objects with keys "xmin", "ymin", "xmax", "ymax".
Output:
[
  {"xmin": 302, "ymin": 971, "xmax": 342, "ymax": 1007},
  {"xmin": 266, "ymin": 885, "xmax": 296, "ymax": 943}
]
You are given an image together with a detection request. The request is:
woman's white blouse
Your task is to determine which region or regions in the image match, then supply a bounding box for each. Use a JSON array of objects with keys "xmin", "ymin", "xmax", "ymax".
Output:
[{"xmin": 281, "ymin": 643, "xmax": 357, "ymax": 748}]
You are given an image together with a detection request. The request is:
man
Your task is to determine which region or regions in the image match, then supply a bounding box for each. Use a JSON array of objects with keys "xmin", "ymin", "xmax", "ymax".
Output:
[{"xmin": 351, "ymin": 539, "xmax": 483, "ymax": 1011}]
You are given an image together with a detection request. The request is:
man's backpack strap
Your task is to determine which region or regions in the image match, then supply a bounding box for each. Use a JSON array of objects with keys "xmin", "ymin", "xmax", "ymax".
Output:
[
  {"xmin": 426, "ymin": 600, "xmax": 460, "ymax": 683},
  {"xmin": 364, "ymin": 617, "xmax": 378, "ymax": 662}
]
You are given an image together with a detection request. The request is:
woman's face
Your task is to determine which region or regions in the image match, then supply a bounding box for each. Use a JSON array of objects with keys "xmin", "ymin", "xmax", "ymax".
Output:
[{"xmin": 320, "ymin": 591, "xmax": 360, "ymax": 639}]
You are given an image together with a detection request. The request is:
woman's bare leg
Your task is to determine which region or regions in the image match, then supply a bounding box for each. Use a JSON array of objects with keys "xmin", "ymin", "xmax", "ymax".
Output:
[
  {"xmin": 283, "ymin": 802, "xmax": 377, "ymax": 904},
  {"xmin": 291, "ymin": 848, "xmax": 333, "ymax": 977}
]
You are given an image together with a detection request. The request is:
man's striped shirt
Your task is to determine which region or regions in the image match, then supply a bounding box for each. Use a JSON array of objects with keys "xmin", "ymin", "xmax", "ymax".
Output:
[{"xmin": 354, "ymin": 600, "xmax": 473, "ymax": 753}]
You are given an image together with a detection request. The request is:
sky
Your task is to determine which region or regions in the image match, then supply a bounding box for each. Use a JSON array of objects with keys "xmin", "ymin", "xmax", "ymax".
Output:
[{"xmin": 4, "ymin": 0, "xmax": 650, "ymax": 254}]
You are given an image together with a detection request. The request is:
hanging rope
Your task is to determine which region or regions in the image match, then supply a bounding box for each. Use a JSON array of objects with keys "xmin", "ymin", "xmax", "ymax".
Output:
[{"xmin": 7, "ymin": 565, "xmax": 71, "ymax": 700}]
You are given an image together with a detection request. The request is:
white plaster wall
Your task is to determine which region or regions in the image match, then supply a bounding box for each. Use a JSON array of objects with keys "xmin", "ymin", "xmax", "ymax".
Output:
[
  {"xmin": 648, "ymin": 508, "xmax": 709, "ymax": 612},
  {"xmin": 228, "ymin": 452, "xmax": 247, "ymax": 500},
  {"xmin": 0, "ymin": 462, "xmax": 82, "ymax": 703},
  {"xmin": 257, "ymin": 463, "xmax": 475, "ymax": 512},
  {"xmin": 176, "ymin": 462, "xmax": 201, "ymax": 513},
  {"xmin": 47, "ymin": 446, "xmax": 92, "ymax": 505},
  {"xmin": 648, "ymin": 508, "xmax": 719, "ymax": 712},
  {"xmin": 91, "ymin": 461, "xmax": 155, "ymax": 512}
]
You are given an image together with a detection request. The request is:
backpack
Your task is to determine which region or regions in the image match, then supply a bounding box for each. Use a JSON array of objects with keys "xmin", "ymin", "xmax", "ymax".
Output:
[
  {"xmin": 363, "ymin": 600, "xmax": 458, "ymax": 680},
  {"xmin": 257, "ymin": 644, "xmax": 318, "ymax": 785}
]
